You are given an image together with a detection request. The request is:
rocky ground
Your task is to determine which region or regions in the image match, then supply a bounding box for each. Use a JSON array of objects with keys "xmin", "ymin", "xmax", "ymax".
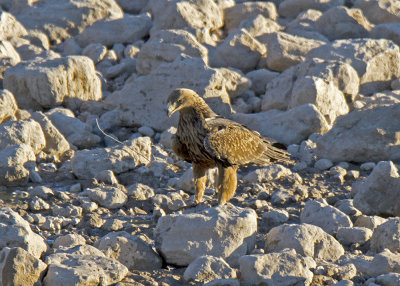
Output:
[{"xmin": 0, "ymin": 0, "xmax": 400, "ymax": 285}]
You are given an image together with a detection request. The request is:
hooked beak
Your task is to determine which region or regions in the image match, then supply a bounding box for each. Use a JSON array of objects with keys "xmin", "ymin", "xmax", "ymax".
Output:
[{"xmin": 167, "ymin": 103, "xmax": 176, "ymax": 117}]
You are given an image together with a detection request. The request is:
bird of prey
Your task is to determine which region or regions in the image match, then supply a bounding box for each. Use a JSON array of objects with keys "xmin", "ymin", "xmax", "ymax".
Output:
[{"xmin": 167, "ymin": 88, "xmax": 292, "ymax": 205}]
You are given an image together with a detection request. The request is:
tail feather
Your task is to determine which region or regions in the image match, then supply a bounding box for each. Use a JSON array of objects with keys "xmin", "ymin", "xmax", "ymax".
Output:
[{"xmin": 255, "ymin": 142, "xmax": 295, "ymax": 165}]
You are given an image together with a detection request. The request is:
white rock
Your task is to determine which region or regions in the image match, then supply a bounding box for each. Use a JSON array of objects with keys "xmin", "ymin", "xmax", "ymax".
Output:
[
  {"xmin": 265, "ymin": 223, "xmax": 345, "ymax": 262},
  {"xmin": 4, "ymin": 56, "xmax": 102, "ymax": 111},
  {"xmin": 0, "ymin": 89, "xmax": 17, "ymax": 124},
  {"xmin": 316, "ymin": 105, "xmax": 400, "ymax": 162},
  {"xmin": 76, "ymin": 13, "xmax": 152, "ymax": 47},
  {"xmin": 95, "ymin": 231, "xmax": 162, "ymax": 271},
  {"xmin": 127, "ymin": 183, "xmax": 155, "ymax": 200},
  {"xmin": 336, "ymin": 227, "xmax": 373, "ymax": 246},
  {"xmin": 174, "ymin": 166, "xmax": 217, "ymax": 194},
  {"xmin": 71, "ymin": 136, "xmax": 151, "ymax": 179},
  {"xmin": 160, "ymin": 127, "xmax": 177, "ymax": 149},
  {"xmin": 224, "ymin": 1, "xmax": 277, "ymax": 33},
  {"xmin": 367, "ymin": 249, "xmax": 400, "ymax": 277},
  {"xmin": 239, "ymin": 15, "xmax": 282, "ymax": 38},
  {"xmin": 258, "ymin": 31, "xmax": 325, "ymax": 72},
  {"xmin": 82, "ymin": 43, "xmax": 107, "ymax": 64},
  {"xmin": 285, "ymin": 9, "xmax": 328, "ymax": 41},
  {"xmin": 261, "ymin": 209, "xmax": 289, "ymax": 232},
  {"xmin": 244, "ymin": 164, "xmax": 292, "ymax": 183},
  {"xmin": 307, "ymin": 39, "xmax": 400, "ymax": 95},
  {"xmin": 183, "ymin": 255, "xmax": 236, "ymax": 283},
  {"xmin": 136, "ymin": 29, "xmax": 208, "ymax": 75},
  {"xmin": 138, "ymin": 126, "xmax": 154, "ymax": 137},
  {"xmin": 204, "ymin": 278, "xmax": 239, "ymax": 286},
  {"xmin": 314, "ymin": 158, "xmax": 333, "ymax": 170},
  {"xmin": 0, "ymin": 144, "xmax": 35, "ymax": 170},
  {"xmin": 239, "ymin": 249, "xmax": 315, "ymax": 286},
  {"xmin": 246, "ymin": 69, "xmax": 279, "ymax": 95},
  {"xmin": 52, "ymin": 205, "xmax": 82, "ymax": 217},
  {"xmin": 371, "ymin": 23, "xmax": 400, "ymax": 47},
  {"xmin": 353, "ymin": 161, "xmax": 400, "ymax": 216},
  {"xmin": 370, "ymin": 218, "xmax": 400, "ymax": 253},
  {"xmin": 115, "ymin": 0, "xmax": 148, "ymax": 13},
  {"xmin": 0, "ymin": 40, "xmax": 21, "ymax": 76},
  {"xmin": 360, "ymin": 162, "xmax": 376, "ymax": 171},
  {"xmin": 354, "ymin": 0, "xmax": 400, "ymax": 24},
  {"xmin": 83, "ymin": 185, "xmax": 127, "ymax": 209},
  {"xmin": 154, "ymin": 204, "xmax": 257, "ymax": 266},
  {"xmin": 334, "ymin": 199, "xmax": 362, "ymax": 217},
  {"xmin": 29, "ymin": 197, "xmax": 50, "ymax": 211},
  {"xmin": 0, "ymin": 207, "xmax": 47, "ymax": 259},
  {"xmin": 355, "ymin": 215, "xmax": 387, "ymax": 230},
  {"xmin": 376, "ymin": 273, "xmax": 400, "ymax": 286},
  {"xmin": 53, "ymin": 233, "xmax": 86, "ymax": 248},
  {"xmin": 0, "ymin": 247, "xmax": 47, "ymax": 286},
  {"xmin": 278, "ymin": 0, "xmax": 345, "ymax": 19},
  {"xmin": 231, "ymin": 104, "xmax": 329, "ymax": 145}
]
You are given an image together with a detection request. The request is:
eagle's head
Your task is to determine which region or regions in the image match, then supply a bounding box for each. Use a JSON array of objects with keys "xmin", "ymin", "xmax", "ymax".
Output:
[{"xmin": 166, "ymin": 88, "xmax": 203, "ymax": 117}]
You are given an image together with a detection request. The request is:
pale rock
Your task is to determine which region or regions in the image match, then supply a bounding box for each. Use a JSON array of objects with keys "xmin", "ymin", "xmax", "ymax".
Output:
[
  {"xmin": 29, "ymin": 197, "xmax": 50, "ymax": 211},
  {"xmin": 136, "ymin": 29, "xmax": 208, "ymax": 75},
  {"xmin": 155, "ymin": 204, "xmax": 257, "ymax": 266},
  {"xmin": 46, "ymin": 108, "xmax": 100, "ymax": 149},
  {"xmin": 314, "ymin": 158, "xmax": 333, "ymax": 170},
  {"xmin": 261, "ymin": 209, "xmax": 289, "ymax": 232},
  {"xmin": 0, "ymin": 144, "xmax": 35, "ymax": 169},
  {"xmin": 160, "ymin": 127, "xmax": 177, "ymax": 149},
  {"xmin": 53, "ymin": 233, "xmax": 86, "ymax": 248},
  {"xmin": 95, "ymin": 231, "xmax": 162, "ymax": 271},
  {"xmin": 0, "ymin": 247, "xmax": 47, "ymax": 286},
  {"xmin": 25, "ymin": 30, "xmax": 50, "ymax": 50},
  {"xmin": 205, "ymin": 279, "xmax": 239, "ymax": 286},
  {"xmin": 316, "ymin": 6, "xmax": 372, "ymax": 41},
  {"xmin": 105, "ymin": 56, "xmax": 234, "ymax": 131},
  {"xmin": 184, "ymin": 255, "xmax": 236, "ymax": 283},
  {"xmin": 0, "ymin": 163, "xmax": 30, "ymax": 186},
  {"xmin": 285, "ymin": 9, "xmax": 328, "ymax": 41},
  {"xmin": 360, "ymin": 162, "xmax": 376, "ymax": 171},
  {"xmin": 278, "ymin": 0, "xmax": 345, "ymax": 19},
  {"xmin": 76, "ymin": 13, "xmax": 152, "ymax": 47},
  {"xmin": 336, "ymin": 227, "xmax": 372, "ymax": 246},
  {"xmin": 44, "ymin": 251, "xmax": 128, "ymax": 285},
  {"xmin": 355, "ymin": 215, "xmax": 387, "ymax": 230},
  {"xmin": 392, "ymin": 78, "xmax": 400, "ymax": 90},
  {"xmin": 124, "ymin": 44, "xmax": 140, "ymax": 58},
  {"xmin": 300, "ymin": 199, "xmax": 353, "ymax": 235},
  {"xmin": 30, "ymin": 186, "xmax": 54, "ymax": 199},
  {"xmin": 127, "ymin": 183, "xmax": 155, "ymax": 200},
  {"xmin": 239, "ymin": 15, "xmax": 282, "ymax": 38},
  {"xmin": 367, "ymin": 249, "xmax": 400, "ymax": 277},
  {"xmin": 334, "ymin": 199, "xmax": 362, "ymax": 217},
  {"xmin": 62, "ymin": 38, "xmax": 82, "ymax": 56},
  {"xmin": 95, "ymin": 169, "xmax": 119, "ymax": 185},
  {"xmin": 0, "ymin": 40, "xmax": 21, "ymax": 77},
  {"xmin": 0, "ymin": 89, "xmax": 17, "ymax": 124},
  {"xmin": 52, "ymin": 205, "xmax": 83, "ymax": 217},
  {"xmin": 174, "ymin": 166, "xmax": 217, "ymax": 194},
  {"xmin": 337, "ymin": 253, "xmax": 374, "ymax": 275},
  {"xmin": 31, "ymin": 111, "xmax": 70, "ymax": 158},
  {"xmin": 71, "ymin": 136, "xmax": 151, "ymax": 179},
  {"xmin": 371, "ymin": 23, "xmax": 400, "ymax": 47},
  {"xmin": 216, "ymin": 68, "xmax": 251, "ymax": 98},
  {"xmin": 12, "ymin": 0, "xmax": 124, "ymax": 43},
  {"xmin": 316, "ymin": 261, "xmax": 357, "ymax": 281},
  {"xmin": 317, "ymin": 104, "xmax": 400, "ymax": 162},
  {"xmin": 215, "ymin": 29, "xmax": 266, "ymax": 73},
  {"xmin": 231, "ymin": 104, "xmax": 329, "ymax": 145},
  {"xmin": 4, "ymin": 55, "xmax": 102, "ymax": 111},
  {"xmin": 0, "ymin": 207, "xmax": 47, "ymax": 258},
  {"xmin": 0, "ymin": 10, "xmax": 27, "ymax": 40},
  {"xmin": 246, "ymin": 69, "xmax": 279, "ymax": 95},
  {"xmin": 244, "ymin": 164, "xmax": 292, "ymax": 183},
  {"xmin": 82, "ymin": 185, "xmax": 127, "ymax": 209},
  {"xmin": 239, "ymin": 249, "xmax": 315, "ymax": 286},
  {"xmin": 354, "ymin": 0, "xmax": 400, "ymax": 24},
  {"xmin": 370, "ymin": 218, "xmax": 400, "ymax": 253},
  {"xmin": 376, "ymin": 273, "xmax": 400, "ymax": 286},
  {"xmin": 265, "ymin": 223, "xmax": 344, "ymax": 262},
  {"xmin": 224, "ymin": 2, "xmax": 278, "ymax": 33},
  {"xmin": 116, "ymin": 0, "xmax": 148, "ymax": 14},
  {"xmin": 258, "ymin": 31, "xmax": 325, "ymax": 72},
  {"xmin": 82, "ymin": 43, "xmax": 107, "ymax": 64},
  {"xmin": 307, "ymin": 39, "xmax": 400, "ymax": 95},
  {"xmin": 0, "ymin": 119, "xmax": 45, "ymax": 154}
]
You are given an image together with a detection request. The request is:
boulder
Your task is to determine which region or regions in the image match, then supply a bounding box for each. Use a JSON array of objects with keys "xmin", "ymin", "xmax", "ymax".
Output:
[
  {"xmin": 81, "ymin": 43, "xmax": 107, "ymax": 64},
  {"xmin": 0, "ymin": 10, "xmax": 27, "ymax": 40},
  {"xmin": 336, "ymin": 227, "xmax": 372, "ymax": 246},
  {"xmin": 4, "ymin": 56, "xmax": 102, "ymax": 111},
  {"xmin": 370, "ymin": 23, "xmax": 400, "ymax": 47},
  {"xmin": 355, "ymin": 215, "xmax": 387, "ymax": 230},
  {"xmin": 354, "ymin": 0, "xmax": 400, "ymax": 24},
  {"xmin": 154, "ymin": 204, "xmax": 257, "ymax": 266},
  {"xmin": 231, "ymin": 104, "xmax": 329, "ymax": 145},
  {"xmin": 258, "ymin": 32, "xmax": 325, "ymax": 72},
  {"xmin": 370, "ymin": 218, "xmax": 400, "ymax": 253},
  {"xmin": 0, "ymin": 89, "xmax": 18, "ymax": 124},
  {"xmin": 224, "ymin": 2, "xmax": 278, "ymax": 33},
  {"xmin": 239, "ymin": 15, "xmax": 282, "ymax": 38},
  {"xmin": 307, "ymin": 38, "xmax": 400, "ymax": 95},
  {"xmin": 353, "ymin": 161, "xmax": 400, "ymax": 216},
  {"xmin": 82, "ymin": 186, "xmax": 127, "ymax": 209},
  {"xmin": 0, "ymin": 40, "xmax": 21, "ymax": 77},
  {"xmin": 265, "ymin": 223, "xmax": 344, "ymax": 262},
  {"xmin": 239, "ymin": 249, "xmax": 315, "ymax": 286},
  {"xmin": 316, "ymin": 104, "xmax": 400, "ymax": 162},
  {"xmin": 0, "ymin": 247, "xmax": 47, "ymax": 286},
  {"xmin": 316, "ymin": 6, "xmax": 372, "ymax": 41},
  {"xmin": 278, "ymin": 0, "xmax": 344, "ymax": 19},
  {"xmin": 136, "ymin": 29, "xmax": 208, "ymax": 75},
  {"xmin": 300, "ymin": 199, "xmax": 353, "ymax": 235},
  {"xmin": 75, "ymin": 13, "xmax": 152, "ymax": 47},
  {"xmin": 367, "ymin": 249, "xmax": 400, "ymax": 277},
  {"xmin": 246, "ymin": 69, "xmax": 279, "ymax": 95},
  {"xmin": 53, "ymin": 234, "xmax": 86, "ymax": 249},
  {"xmin": 0, "ymin": 207, "xmax": 47, "ymax": 259},
  {"xmin": 285, "ymin": 9, "xmax": 328, "ymax": 41},
  {"xmin": 244, "ymin": 164, "xmax": 292, "ymax": 184},
  {"xmin": 71, "ymin": 136, "xmax": 152, "ymax": 179},
  {"xmin": 115, "ymin": 0, "xmax": 148, "ymax": 14},
  {"xmin": 183, "ymin": 256, "xmax": 236, "ymax": 283}
]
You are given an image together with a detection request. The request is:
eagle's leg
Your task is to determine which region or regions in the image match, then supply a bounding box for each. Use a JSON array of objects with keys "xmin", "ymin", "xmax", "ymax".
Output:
[
  {"xmin": 192, "ymin": 163, "xmax": 208, "ymax": 204},
  {"xmin": 217, "ymin": 165, "xmax": 238, "ymax": 205}
]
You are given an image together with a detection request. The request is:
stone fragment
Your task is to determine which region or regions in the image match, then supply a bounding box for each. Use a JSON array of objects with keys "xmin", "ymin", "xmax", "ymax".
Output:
[
  {"xmin": 239, "ymin": 15, "xmax": 282, "ymax": 38},
  {"xmin": 183, "ymin": 256, "xmax": 236, "ymax": 283},
  {"xmin": 82, "ymin": 43, "xmax": 107, "ymax": 64},
  {"xmin": 155, "ymin": 205, "xmax": 257, "ymax": 266},
  {"xmin": 371, "ymin": 23, "xmax": 400, "ymax": 47},
  {"xmin": 370, "ymin": 218, "xmax": 400, "ymax": 253},
  {"xmin": 246, "ymin": 69, "xmax": 279, "ymax": 95},
  {"xmin": 367, "ymin": 249, "xmax": 400, "ymax": 277},
  {"xmin": 265, "ymin": 223, "xmax": 344, "ymax": 262},
  {"xmin": 83, "ymin": 185, "xmax": 127, "ymax": 209},
  {"xmin": 0, "ymin": 89, "xmax": 17, "ymax": 124},
  {"xmin": 354, "ymin": 0, "xmax": 400, "ymax": 24},
  {"xmin": 0, "ymin": 40, "xmax": 21, "ymax": 77},
  {"xmin": 376, "ymin": 273, "xmax": 400, "ymax": 286},
  {"xmin": 53, "ymin": 234, "xmax": 86, "ymax": 249},
  {"xmin": 244, "ymin": 164, "xmax": 292, "ymax": 183},
  {"xmin": 285, "ymin": 9, "xmax": 328, "ymax": 41},
  {"xmin": 278, "ymin": 0, "xmax": 345, "ymax": 19},
  {"xmin": 355, "ymin": 215, "xmax": 387, "ymax": 230},
  {"xmin": 336, "ymin": 227, "xmax": 372, "ymax": 246},
  {"xmin": 239, "ymin": 249, "xmax": 315, "ymax": 286},
  {"xmin": 315, "ymin": 159, "xmax": 333, "ymax": 170}
]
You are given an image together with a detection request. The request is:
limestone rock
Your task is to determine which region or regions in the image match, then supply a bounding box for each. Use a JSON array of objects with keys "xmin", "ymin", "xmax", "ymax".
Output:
[
  {"xmin": 246, "ymin": 69, "xmax": 279, "ymax": 95},
  {"xmin": 82, "ymin": 185, "xmax": 127, "ymax": 209},
  {"xmin": 115, "ymin": 0, "xmax": 148, "ymax": 14},
  {"xmin": 300, "ymin": 199, "xmax": 353, "ymax": 235},
  {"xmin": 0, "ymin": 89, "xmax": 17, "ymax": 124},
  {"xmin": 239, "ymin": 249, "xmax": 315, "ymax": 286},
  {"xmin": 224, "ymin": 2, "xmax": 278, "ymax": 33},
  {"xmin": 367, "ymin": 249, "xmax": 400, "ymax": 277},
  {"xmin": 336, "ymin": 227, "xmax": 372, "ymax": 246},
  {"xmin": 376, "ymin": 273, "xmax": 400, "ymax": 286},
  {"xmin": 370, "ymin": 218, "xmax": 400, "ymax": 253},
  {"xmin": 258, "ymin": 32, "xmax": 325, "ymax": 72},
  {"xmin": 95, "ymin": 231, "xmax": 162, "ymax": 271},
  {"xmin": 82, "ymin": 43, "xmax": 107, "ymax": 64},
  {"xmin": 316, "ymin": 104, "xmax": 400, "ymax": 162},
  {"xmin": 0, "ymin": 247, "xmax": 47, "ymax": 286},
  {"xmin": 278, "ymin": 0, "xmax": 345, "ymax": 19},
  {"xmin": 231, "ymin": 104, "xmax": 329, "ymax": 145},
  {"xmin": 0, "ymin": 40, "xmax": 21, "ymax": 77},
  {"xmin": 0, "ymin": 207, "xmax": 47, "ymax": 259},
  {"xmin": 183, "ymin": 256, "xmax": 236, "ymax": 283},
  {"xmin": 371, "ymin": 23, "xmax": 400, "ymax": 47},
  {"xmin": 239, "ymin": 15, "xmax": 282, "ymax": 38},
  {"xmin": 316, "ymin": 6, "xmax": 372, "ymax": 41},
  {"xmin": 0, "ymin": 10, "xmax": 27, "ymax": 40},
  {"xmin": 354, "ymin": 0, "xmax": 400, "ymax": 24},
  {"xmin": 154, "ymin": 204, "xmax": 257, "ymax": 266},
  {"xmin": 307, "ymin": 38, "xmax": 400, "ymax": 95},
  {"xmin": 244, "ymin": 164, "xmax": 292, "ymax": 184},
  {"xmin": 53, "ymin": 234, "xmax": 86, "ymax": 249},
  {"xmin": 4, "ymin": 56, "xmax": 102, "ymax": 111},
  {"xmin": 71, "ymin": 136, "xmax": 151, "ymax": 179},
  {"xmin": 355, "ymin": 215, "xmax": 387, "ymax": 230},
  {"xmin": 285, "ymin": 9, "xmax": 328, "ymax": 41},
  {"xmin": 136, "ymin": 29, "xmax": 208, "ymax": 75},
  {"xmin": 265, "ymin": 223, "xmax": 344, "ymax": 262},
  {"xmin": 76, "ymin": 13, "xmax": 152, "ymax": 47}
]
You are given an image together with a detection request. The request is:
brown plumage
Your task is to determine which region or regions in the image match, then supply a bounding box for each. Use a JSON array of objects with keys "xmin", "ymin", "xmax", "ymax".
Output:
[{"xmin": 167, "ymin": 88, "xmax": 292, "ymax": 205}]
